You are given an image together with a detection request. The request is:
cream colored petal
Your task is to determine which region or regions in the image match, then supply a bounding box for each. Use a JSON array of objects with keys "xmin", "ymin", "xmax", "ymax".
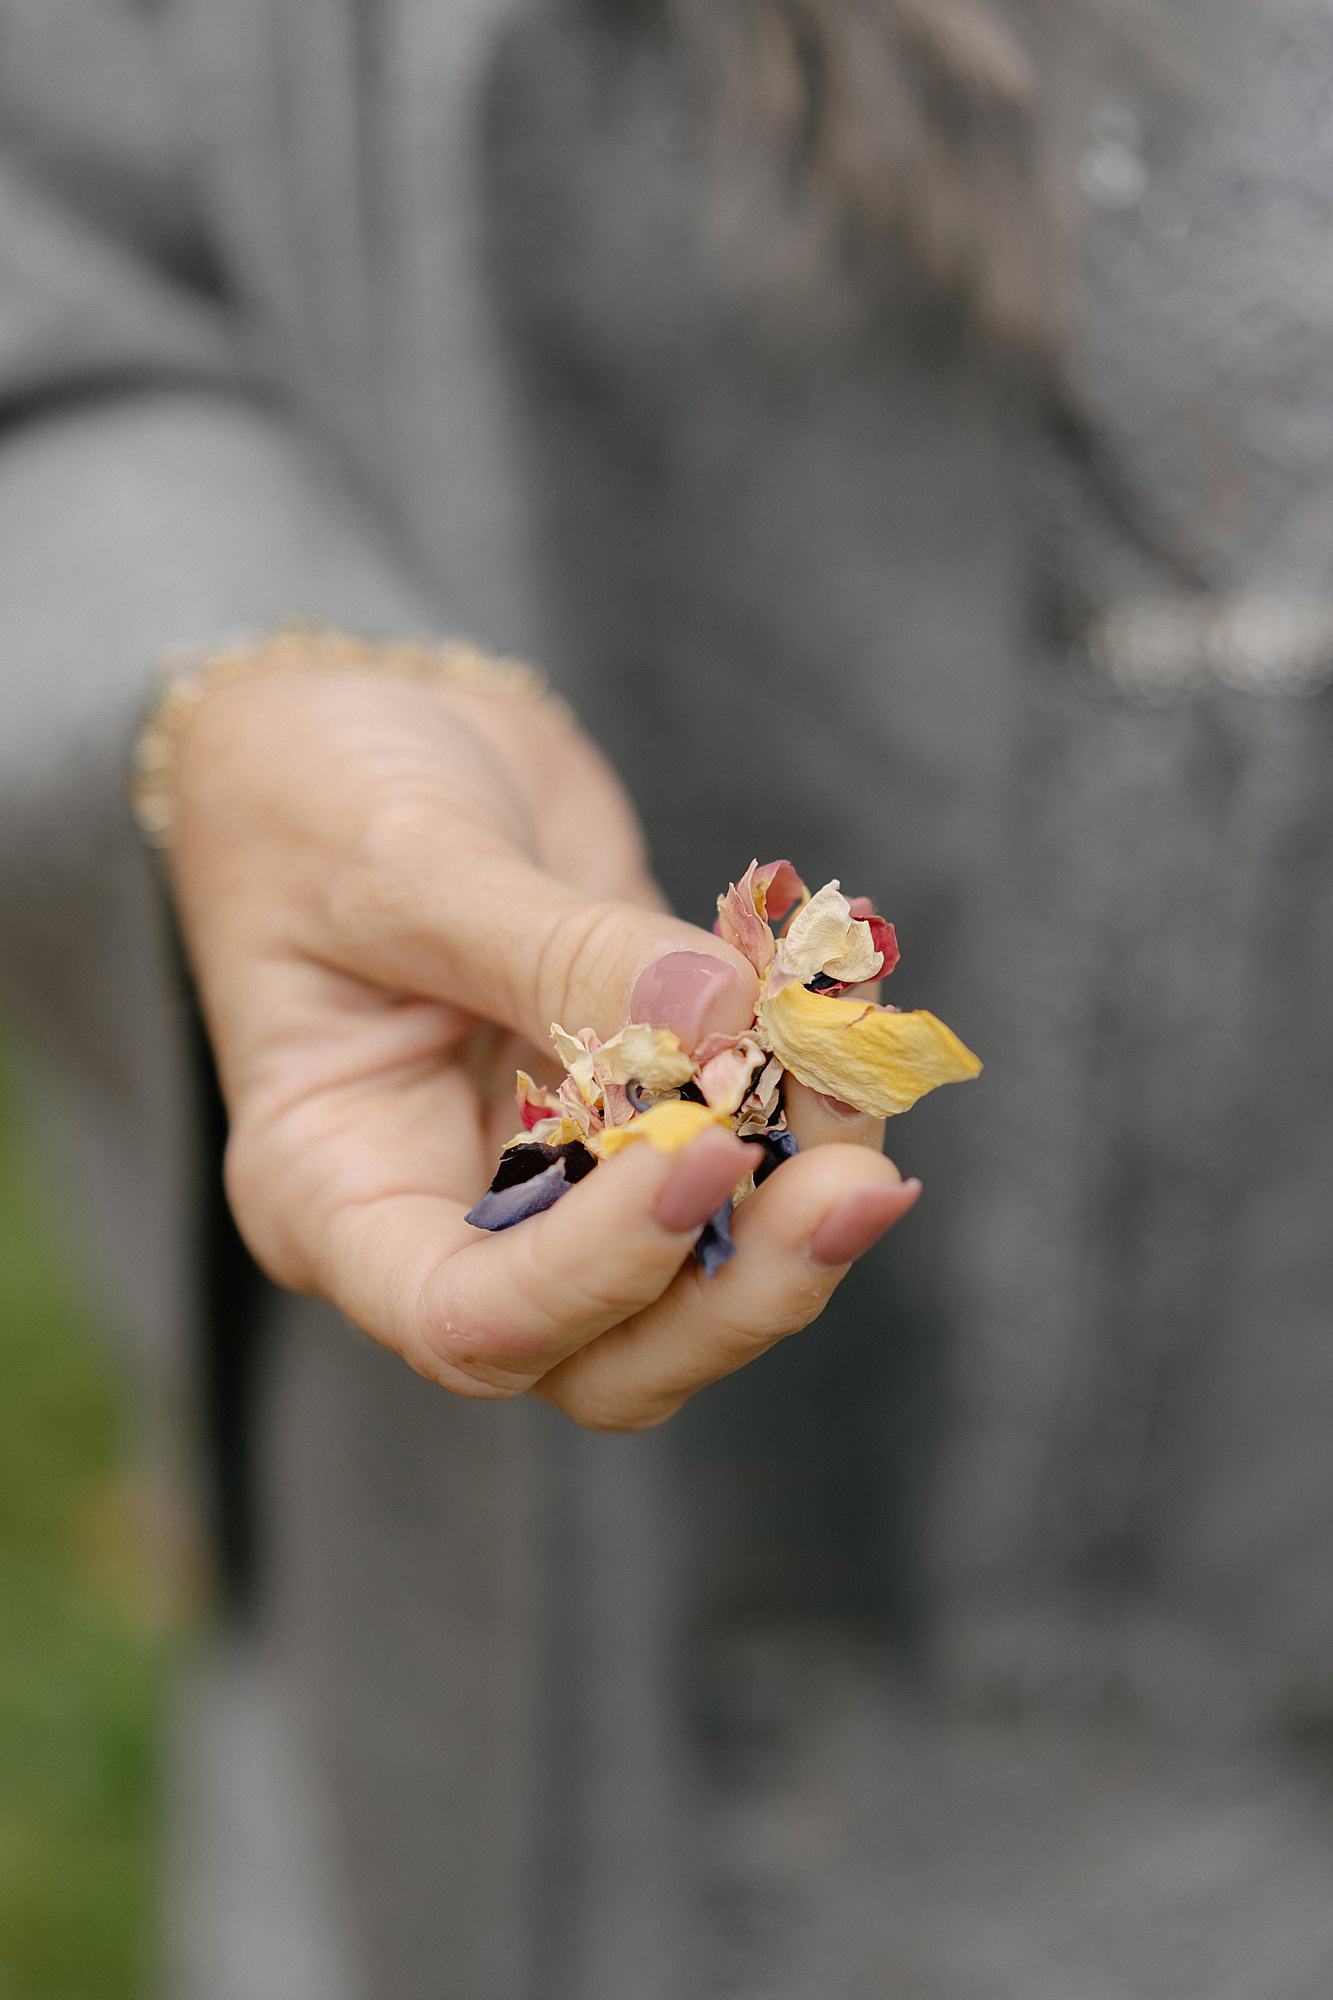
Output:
[
  {"xmin": 549, "ymin": 1022, "xmax": 600, "ymax": 1104},
  {"xmin": 775, "ymin": 880, "xmax": 882, "ymax": 986},
  {"xmin": 743, "ymin": 1055, "xmax": 784, "ymax": 1125},
  {"xmin": 775, "ymin": 880, "xmax": 851, "ymax": 979},
  {"xmin": 597, "ymin": 1100, "xmax": 731, "ymax": 1156},
  {"xmin": 593, "ymin": 1021, "xmax": 696, "ymax": 1090},
  {"xmin": 557, "ymin": 1076, "xmax": 600, "ymax": 1137},
  {"xmin": 549, "ymin": 1023, "xmax": 587, "ymax": 1067},
  {"xmin": 758, "ymin": 983, "xmax": 981, "ymax": 1117},
  {"xmin": 822, "ymin": 920, "xmax": 884, "ymax": 984}
]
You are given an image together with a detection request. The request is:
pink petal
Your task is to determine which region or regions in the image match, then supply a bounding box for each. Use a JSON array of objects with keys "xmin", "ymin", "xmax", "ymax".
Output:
[
  {"xmin": 698, "ymin": 1038, "xmax": 765, "ymax": 1114},
  {"xmin": 693, "ymin": 1027, "xmax": 751, "ymax": 1067},
  {"xmin": 715, "ymin": 860, "xmax": 776, "ymax": 974},
  {"xmin": 558, "ymin": 1075, "xmax": 603, "ymax": 1137},
  {"xmin": 601, "ymin": 1079, "xmax": 635, "ymax": 1127},
  {"xmin": 754, "ymin": 860, "xmax": 807, "ymax": 929}
]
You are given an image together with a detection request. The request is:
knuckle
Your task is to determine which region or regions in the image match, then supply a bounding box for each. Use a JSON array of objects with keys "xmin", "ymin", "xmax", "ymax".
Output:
[
  {"xmin": 532, "ymin": 899, "xmax": 631, "ymax": 1030},
  {"xmin": 566, "ymin": 1263, "xmax": 660, "ymax": 1325},
  {"xmin": 411, "ymin": 1234, "xmax": 592, "ymax": 1395},
  {"xmin": 522, "ymin": 1211, "xmax": 665, "ymax": 1336},
  {"xmin": 709, "ymin": 1283, "xmax": 830, "ymax": 1354},
  {"xmin": 506, "ymin": 1222, "xmax": 611, "ymax": 1338}
]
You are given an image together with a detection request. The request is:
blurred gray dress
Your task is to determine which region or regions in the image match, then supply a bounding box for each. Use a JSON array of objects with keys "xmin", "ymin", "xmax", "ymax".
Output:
[{"xmin": 3, "ymin": 1, "xmax": 1333, "ymax": 1995}]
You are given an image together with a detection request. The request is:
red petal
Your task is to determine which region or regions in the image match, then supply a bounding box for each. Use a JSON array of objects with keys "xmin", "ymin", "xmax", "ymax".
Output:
[{"xmin": 865, "ymin": 915, "xmax": 899, "ymax": 977}]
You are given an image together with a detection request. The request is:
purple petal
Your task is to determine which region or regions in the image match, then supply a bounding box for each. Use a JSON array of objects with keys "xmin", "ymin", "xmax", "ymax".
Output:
[
  {"xmin": 752, "ymin": 1128, "xmax": 799, "ymax": 1187},
  {"xmin": 489, "ymin": 1142, "xmax": 561, "ymax": 1192},
  {"xmin": 466, "ymin": 1160, "xmax": 571, "ymax": 1231},
  {"xmin": 554, "ymin": 1140, "xmax": 598, "ymax": 1184},
  {"xmin": 694, "ymin": 1198, "xmax": 736, "ymax": 1277}
]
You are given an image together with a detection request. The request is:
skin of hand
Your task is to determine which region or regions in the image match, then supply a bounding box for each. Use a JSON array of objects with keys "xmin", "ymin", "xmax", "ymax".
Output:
[{"xmin": 167, "ymin": 666, "xmax": 920, "ymax": 1431}]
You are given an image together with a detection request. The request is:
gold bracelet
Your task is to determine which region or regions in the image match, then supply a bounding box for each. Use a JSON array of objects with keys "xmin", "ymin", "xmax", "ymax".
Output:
[{"xmin": 130, "ymin": 619, "xmax": 571, "ymax": 848}]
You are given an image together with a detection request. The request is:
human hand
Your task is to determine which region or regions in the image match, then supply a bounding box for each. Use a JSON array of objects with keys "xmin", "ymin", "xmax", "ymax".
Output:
[{"xmin": 166, "ymin": 663, "xmax": 918, "ymax": 1430}]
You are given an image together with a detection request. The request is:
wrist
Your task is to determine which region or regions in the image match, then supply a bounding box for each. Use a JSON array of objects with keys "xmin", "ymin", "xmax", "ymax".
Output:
[{"xmin": 130, "ymin": 620, "xmax": 568, "ymax": 848}]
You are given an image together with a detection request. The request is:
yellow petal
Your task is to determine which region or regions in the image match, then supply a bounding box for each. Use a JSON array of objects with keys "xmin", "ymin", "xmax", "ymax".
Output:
[
  {"xmin": 502, "ymin": 1115, "xmax": 583, "ymax": 1151},
  {"xmin": 758, "ymin": 983, "xmax": 981, "ymax": 1117},
  {"xmin": 597, "ymin": 1100, "xmax": 731, "ymax": 1156}
]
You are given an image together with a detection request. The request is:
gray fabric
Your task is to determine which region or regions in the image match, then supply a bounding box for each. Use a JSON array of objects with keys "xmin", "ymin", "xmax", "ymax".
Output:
[
  {"xmin": 932, "ymin": 0, "xmax": 1333, "ymax": 1719},
  {"xmin": 696, "ymin": 1631, "xmax": 1333, "ymax": 2000},
  {"xmin": 162, "ymin": 1637, "xmax": 361, "ymax": 2000},
  {"xmin": 2, "ymin": 0, "xmax": 1333, "ymax": 1994},
  {"xmin": 256, "ymin": 1290, "xmax": 691, "ymax": 1994}
]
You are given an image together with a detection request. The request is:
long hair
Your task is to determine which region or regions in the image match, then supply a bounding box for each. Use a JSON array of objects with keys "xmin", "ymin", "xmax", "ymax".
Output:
[{"xmin": 668, "ymin": 0, "xmax": 1181, "ymax": 350}]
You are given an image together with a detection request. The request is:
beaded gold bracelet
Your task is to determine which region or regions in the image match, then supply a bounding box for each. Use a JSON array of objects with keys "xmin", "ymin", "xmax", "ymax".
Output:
[{"xmin": 130, "ymin": 619, "xmax": 570, "ymax": 848}]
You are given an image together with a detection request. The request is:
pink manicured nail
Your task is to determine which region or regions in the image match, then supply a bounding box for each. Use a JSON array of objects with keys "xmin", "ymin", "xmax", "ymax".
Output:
[
  {"xmin": 655, "ymin": 1133, "xmax": 762, "ymax": 1235},
  {"xmin": 808, "ymin": 1180, "xmax": 921, "ymax": 1267},
  {"xmin": 630, "ymin": 950, "xmax": 757, "ymax": 1054}
]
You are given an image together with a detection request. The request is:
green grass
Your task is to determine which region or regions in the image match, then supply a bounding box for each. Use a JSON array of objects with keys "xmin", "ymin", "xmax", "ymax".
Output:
[{"xmin": 0, "ymin": 1031, "xmax": 171, "ymax": 1999}]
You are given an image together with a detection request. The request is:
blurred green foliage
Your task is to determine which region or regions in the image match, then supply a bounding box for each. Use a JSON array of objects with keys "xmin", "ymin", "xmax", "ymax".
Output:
[{"xmin": 0, "ymin": 1033, "xmax": 168, "ymax": 1999}]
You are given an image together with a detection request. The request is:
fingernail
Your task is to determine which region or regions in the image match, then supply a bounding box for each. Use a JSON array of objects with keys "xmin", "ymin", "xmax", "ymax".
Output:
[
  {"xmin": 655, "ymin": 1132, "xmax": 761, "ymax": 1235},
  {"xmin": 630, "ymin": 950, "xmax": 758, "ymax": 1053},
  {"xmin": 808, "ymin": 1180, "xmax": 921, "ymax": 1267},
  {"xmin": 814, "ymin": 1091, "xmax": 868, "ymax": 1122}
]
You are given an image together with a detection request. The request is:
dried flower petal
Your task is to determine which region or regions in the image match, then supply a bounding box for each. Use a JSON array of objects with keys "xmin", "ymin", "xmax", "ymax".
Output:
[
  {"xmin": 753, "ymin": 860, "xmax": 807, "ymax": 928},
  {"xmin": 496, "ymin": 1138, "xmax": 598, "ymax": 1187},
  {"xmin": 714, "ymin": 859, "xmax": 811, "ymax": 972},
  {"xmin": 516, "ymin": 1070, "xmax": 561, "ymax": 1131},
  {"xmin": 465, "ymin": 1160, "xmax": 572, "ymax": 1231},
  {"xmin": 695, "ymin": 1199, "xmax": 737, "ymax": 1276},
  {"xmin": 698, "ymin": 1037, "xmax": 765, "ymax": 1114},
  {"xmin": 715, "ymin": 863, "xmax": 777, "ymax": 973},
  {"xmin": 775, "ymin": 881, "xmax": 884, "ymax": 989},
  {"xmin": 847, "ymin": 901, "xmax": 900, "ymax": 978},
  {"xmin": 600, "ymin": 1079, "xmax": 636, "ymax": 1127},
  {"xmin": 549, "ymin": 1024, "xmax": 601, "ymax": 1105},
  {"xmin": 592, "ymin": 1021, "xmax": 695, "ymax": 1090},
  {"xmin": 693, "ymin": 1028, "xmax": 748, "ymax": 1067},
  {"xmin": 758, "ymin": 982, "xmax": 981, "ymax": 1117},
  {"xmin": 736, "ymin": 1055, "xmax": 784, "ymax": 1129},
  {"xmin": 557, "ymin": 1076, "xmax": 602, "ymax": 1139},
  {"xmin": 598, "ymin": 1100, "xmax": 731, "ymax": 1156},
  {"xmin": 481, "ymin": 859, "xmax": 977, "ymax": 1248},
  {"xmin": 750, "ymin": 1126, "xmax": 799, "ymax": 1186},
  {"xmin": 512, "ymin": 1114, "xmax": 584, "ymax": 1149},
  {"xmin": 467, "ymin": 1139, "xmax": 597, "ymax": 1231}
]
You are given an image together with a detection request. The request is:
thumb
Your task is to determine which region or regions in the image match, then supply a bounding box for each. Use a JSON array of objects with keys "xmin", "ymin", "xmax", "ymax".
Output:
[{"xmin": 350, "ymin": 839, "xmax": 761, "ymax": 1057}]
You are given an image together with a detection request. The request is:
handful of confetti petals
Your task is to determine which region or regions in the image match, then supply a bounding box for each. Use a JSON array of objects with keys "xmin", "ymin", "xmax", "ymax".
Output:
[{"xmin": 465, "ymin": 860, "xmax": 981, "ymax": 1273}]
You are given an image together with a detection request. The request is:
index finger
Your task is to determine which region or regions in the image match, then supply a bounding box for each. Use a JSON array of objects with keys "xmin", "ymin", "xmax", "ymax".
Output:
[{"xmin": 311, "ymin": 1129, "xmax": 762, "ymax": 1395}]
